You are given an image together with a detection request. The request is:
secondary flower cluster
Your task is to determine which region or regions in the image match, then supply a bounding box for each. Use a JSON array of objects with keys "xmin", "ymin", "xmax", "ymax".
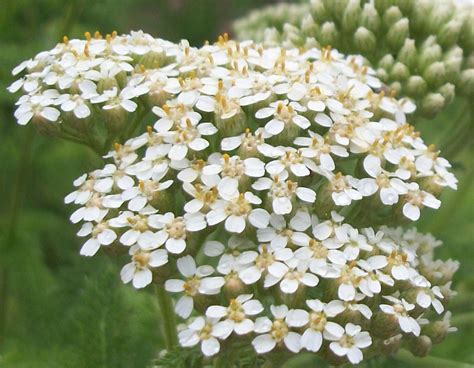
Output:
[
  {"xmin": 234, "ymin": 0, "xmax": 474, "ymax": 118},
  {"xmin": 10, "ymin": 32, "xmax": 459, "ymax": 365}
]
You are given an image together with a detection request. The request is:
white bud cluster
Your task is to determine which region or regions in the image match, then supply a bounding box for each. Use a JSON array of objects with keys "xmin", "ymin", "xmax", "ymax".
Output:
[
  {"xmin": 234, "ymin": 0, "xmax": 474, "ymax": 118},
  {"xmin": 9, "ymin": 31, "xmax": 459, "ymax": 365}
]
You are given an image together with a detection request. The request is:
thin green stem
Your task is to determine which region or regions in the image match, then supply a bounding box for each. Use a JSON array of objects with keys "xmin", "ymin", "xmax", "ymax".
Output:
[
  {"xmin": 395, "ymin": 349, "xmax": 474, "ymax": 368},
  {"xmin": 155, "ymin": 284, "xmax": 178, "ymax": 351}
]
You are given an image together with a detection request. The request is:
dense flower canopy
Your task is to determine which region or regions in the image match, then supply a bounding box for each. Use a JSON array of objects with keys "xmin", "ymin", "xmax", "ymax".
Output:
[{"xmin": 9, "ymin": 31, "xmax": 459, "ymax": 365}]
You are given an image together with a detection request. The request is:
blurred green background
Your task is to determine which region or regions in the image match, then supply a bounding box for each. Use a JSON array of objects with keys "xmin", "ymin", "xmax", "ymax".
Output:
[{"xmin": 0, "ymin": 0, "xmax": 472, "ymax": 367}]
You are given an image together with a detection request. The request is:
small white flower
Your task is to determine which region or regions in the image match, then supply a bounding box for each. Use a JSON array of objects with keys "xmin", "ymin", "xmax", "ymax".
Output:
[
  {"xmin": 77, "ymin": 220, "xmax": 117, "ymax": 256},
  {"xmin": 165, "ymin": 256, "xmax": 224, "ymax": 319},
  {"xmin": 252, "ymin": 305, "xmax": 302, "ymax": 354},
  {"xmin": 206, "ymin": 294, "xmax": 263, "ymax": 336},
  {"xmin": 120, "ymin": 245, "xmax": 168, "ymax": 288},
  {"xmin": 325, "ymin": 323, "xmax": 372, "ymax": 364},
  {"xmin": 256, "ymin": 100, "xmax": 310, "ymax": 137},
  {"xmin": 380, "ymin": 296, "xmax": 420, "ymax": 336},
  {"xmin": 252, "ymin": 171, "xmax": 316, "ymax": 215},
  {"xmin": 178, "ymin": 317, "xmax": 225, "ymax": 357}
]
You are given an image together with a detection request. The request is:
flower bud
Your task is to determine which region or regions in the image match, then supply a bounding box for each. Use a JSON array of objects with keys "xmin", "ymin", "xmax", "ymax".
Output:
[
  {"xmin": 438, "ymin": 19, "xmax": 462, "ymax": 48},
  {"xmin": 423, "ymin": 316, "xmax": 454, "ymax": 344},
  {"xmin": 342, "ymin": 0, "xmax": 362, "ymax": 34},
  {"xmin": 223, "ymin": 274, "xmax": 247, "ymax": 299},
  {"xmin": 458, "ymin": 69, "xmax": 474, "ymax": 96},
  {"xmin": 444, "ymin": 47, "xmax": 463, "ymax": 82},
  {"xmin": 387, "ymin": 18, "xmax": 409, "ymax": 50},
  {"xmin": 380, "ymin": 334, "xmax": 402, "ymax": 356},
  {"xmin": 398, "ymin": 39, "xmax": 417, "ymax": 70},
  {"xmin": 360, "ymin": 3, "xmax": 381, "ymax": 33},
  {"xmin": 97, "ymin": 77, "xmax": 120, "ymax": 94},
  {"xmin": 409, "ymin": 335, "xmax": 432, "ymax": 357},
  {"xmin": 420, "ymin": 93, "xmax": 445, "ymax": 118},
  {"xmin": 423, "ymin": 62, "xmax": 446, "ymax": 87},
  {"xmin": 139, "ymin": 51, "xmax": 166, "ymax": 69},
  {"xmin": 32, "ymin": 115, "xmax": 61, "ymax": 137},
  {"xmin": 379, "ymin": 54, "xmax": 395, "ymax": 71},
  {"xmin": 405, "ymin": 76, "xmax": 427, "ymax": 98},
  {"xmin": 301, "ymin": 14, "xmax": 318, "ymax": 35},
  {"xmin": 376, "ymin": 68, "xmax": 389, "ymax": 82},
  {"xmin": 410, "ymin": 0, "xmax": 433, "ymax": 35},
  {"xmin": 418, "ymin": 44, "xmax": 443, "ymax": 71},
  {"xmin": 383, "ymin": 6, "xmax": 403, "ymax": 27},
  {"xmin": 374, "ymin": 0, "xmax": 391, "ymax": 13},
  {"xmin": 390, "ymin": 62, "xmax": 410, "ymax": 81},
  {"xmin": 310, "ymin": 0, "xmax": 329, "ymax": 23},
  {"xmin": 437, "ymin": 83, "xmax": 455, "ymax": 106},
  {"xmin": 102, "ymin": 106, "xmax": 128, "ymax": 134},
  {"xmin": 354, "ymin": 27, "xmax": 376, "ymax": 54},
  {"xmin": 426, "ymin": 2, "xmax": 454, "ymax": 34},
  {"xmin": 323, "ymin": 0, "xmax": 349, "ymax": 19},
  {"xmin": 389, "ymin": 81, "xmax": 402, "ymax": 95},
  {"xmin": 319, "ymin": 21, "xmax": 338, "ymax": 47},
  {"xmin": 372, "ymin": 311, "xmax": 400, "ymax": 338}
]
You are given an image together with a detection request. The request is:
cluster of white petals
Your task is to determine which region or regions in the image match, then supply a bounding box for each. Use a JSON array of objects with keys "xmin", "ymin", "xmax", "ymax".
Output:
[{"xmin": 10, "ymin": 31, "xmax": 459, "ymax": 365}]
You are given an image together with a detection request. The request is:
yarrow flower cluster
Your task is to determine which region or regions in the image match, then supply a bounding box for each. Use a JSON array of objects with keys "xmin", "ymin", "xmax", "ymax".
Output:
[
  {"xmin": 234, "ymin": 0, "xmax": 474, "ymax": 118},
  {"xmin": 9, "ymin": 31, "xmax": 459, "ymax": 365}
]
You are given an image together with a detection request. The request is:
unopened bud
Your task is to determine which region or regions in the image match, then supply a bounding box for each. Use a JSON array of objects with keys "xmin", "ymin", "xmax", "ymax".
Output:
[
  {"xmin": 323, "ymin": 0, "xmax": 349, "ymax": 19},
  {"xmin": 389, "ymin": 81, "xmax": 402, "ymax": 95},
  {"xmin": 360, "ymin": 3, "xmax": 381, "ymax": 32},
  {"xmin": 438, "ymin": 19, "xmax": 462, "ymax": 48},
  {"xmin": 387, "ymin": 18, "xmax": 409, "ymax": 50},
  {"xmin": 427, "ymin": 2, "xmax": 454, "ymax": 34},
  {"xmin": 380, "ymin": 334, "xmax": 402, "ymax": 355},
  {"xmin": 301, "ymin": 14, "xmax": 318, "ymax": 35},
  {"xmin": 420, "ymin": 93, "xmax": 445, "ymax": 118},
  {"xmin": 419, "ymin": 44, "xmax": 443, "ymax": 71},
  {"xmin": 409, "ymin": 335, "xmax": 432, "ymax": 357},
  {"xmin": 405, "ymin": 75, "xmax": 428, "ymax": 97},
  {"xmin": 102, "ymin": 106, "xmax": 127, "ymax": 134},
  {"xmin": 444, "ymin": 47, "xmax": 463, "ymax": 81},
  {"xmin": 342, "ymin": 0, "xmax": 362, "ymax": 34},
  {"xmin": 319, "ymin": 21, "xmax": 338, "ymax": 47},
  {"xmin": 32, "ymin": 115, "xmax": 61, "ymax": 137},
  {"xmin": 372, "ymin": 311, "xmax": 400, "ymax": 338},
  {"xmin": 354, "ymin": 27, "xmax": 376, "ymax": 54},
  {"xmin": 437, "ymin": 83, "xmax": 455, "ymax": 105},
  {"xmin": 379, "ymin": 54, "xmax": 395, "ymax": 71},
  {"xmin": 458, "ymin": 69, "xmax": 474, "ymax": 96},
  {"xmin": 373, "ymin": 0, "xmax": 391, "ymax": 13},
  {"xmin": 97, "ymin": 77, "xmax": 120, "ymax": 94},
  {"xmin": 410, "ymin": 0, "xmax": 433, "ymax": 35},
  {"xmin": 139, "ymin": 51, "xmax": 165, "ymax": 69},
  {"xmin": 398, "ymin": 39, "xmax": 417, "ymax": 70},
  {"xmin": 390, "ymin": 62, "xmax": 410, "ymax": 81},
  {"xmin": 383, "ymin": 6, "xmax": 403, "ymax": 27},
  {"xmin": 376, "ymin": 68, "xmax": 389, "ymax": 82},
  {"xmin": 223, "ymin": 274, "xmax": 247, "ymax": 299},
  {"xmin": 423, "ymin": 62, "xmax": 446, "ymax": 87},
  {"xmin": 310, "ymin": 0, "xmax": 329, "ymax": 23}
]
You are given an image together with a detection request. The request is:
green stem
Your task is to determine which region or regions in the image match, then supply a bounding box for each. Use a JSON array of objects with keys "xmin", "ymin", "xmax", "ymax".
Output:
[
  {"xmin": 155, "ymin": 284, "xmax": 178, "ymax": 351},
  {"xmin": 395, "ymin": 349, "xmax": 474, "ymax": 368}
]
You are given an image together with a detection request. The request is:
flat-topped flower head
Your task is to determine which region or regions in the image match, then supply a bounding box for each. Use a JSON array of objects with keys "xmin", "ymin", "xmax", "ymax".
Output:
[{"xmin": 9, "ymin": 31, "xmax": 460, "ymax": 366}]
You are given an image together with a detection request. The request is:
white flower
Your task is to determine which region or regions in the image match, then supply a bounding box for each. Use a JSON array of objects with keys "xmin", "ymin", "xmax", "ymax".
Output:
[
  {"xmin": 121, "ymin": 173, "xmax": 173, "ymax": 212},
  {"xmin": 252, "ymin": 305, "xmax": 302, "ymax": 354},
  {"xmin": 252, "ymin": 171, "xmax": 316, "ymax": 215},
  {"xmin": 165, "ymin": 256, "xmax": 224, "ymax": 318},
  {"xmin": 264, "ymin": 257, "xmax": 319, "ymax": 294},
  {"xmin": 256, "ymin": 100, "xmax": 310, "ymax": 137},
  {"xmin": 220, "ymin": 128, "xmax": 275, "ymax": 158},
  {"xmin": 402, "ymin": 183, "xmax": 441, "ymax": 221},
  {"xmin": 238, "ymin": 245, "xmax": 293, "ymax": 285},
  {"xmin": 178, "ymin": 317, "xmax": 225, "ymax": 357},
  {"xmin": 257, "ymin": 210, "xmax": 311, "ymax": 249},
  {"xmin": 416, "ymin": 286, "xmax": 445, "ymax": 314},
  {"xmin": 206, "ymin": 294, "xmax": 263, "ymax": 335},
  {"xmin": 120, "ymin": 245, "xmax": 168, "ymax": 288},
  {"xmin": 77, "ymin": 220, "xmax": 117, "ymax": 256},
  {"xmin": 358, "ymin": 156, "xmax": 408, "ymax": 205},
  {"xmin": 294, "ymin": 130, "xmax": 348, "ymax": 171},
  {"xmin": 206, "ymin": 192, "xmax": 270, "ymax": 233},
  {"xmin": 380, "ymin": 296, "xmax": 420, "ymax": 336},
  {"xmin": 147, "ymin": 212, "xmax": 206, "ymax": 254},
  {"xmin": 300, "ymin": 299, "xmax": 344, "ymax": 352},
  {"xmin": 325, "ymin": 323, "xmax": 372, "ymax": 364},
  {"xmin": 14, "ymin": 92, "xmax": 60, "ymax": 125},
  {"xmin": 265, "ymin": 146, "xmax": 318, "ymax": 177},
  {"xmin": 324, "ymin": 172, "xmax": 362, "ymax": 206}
]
